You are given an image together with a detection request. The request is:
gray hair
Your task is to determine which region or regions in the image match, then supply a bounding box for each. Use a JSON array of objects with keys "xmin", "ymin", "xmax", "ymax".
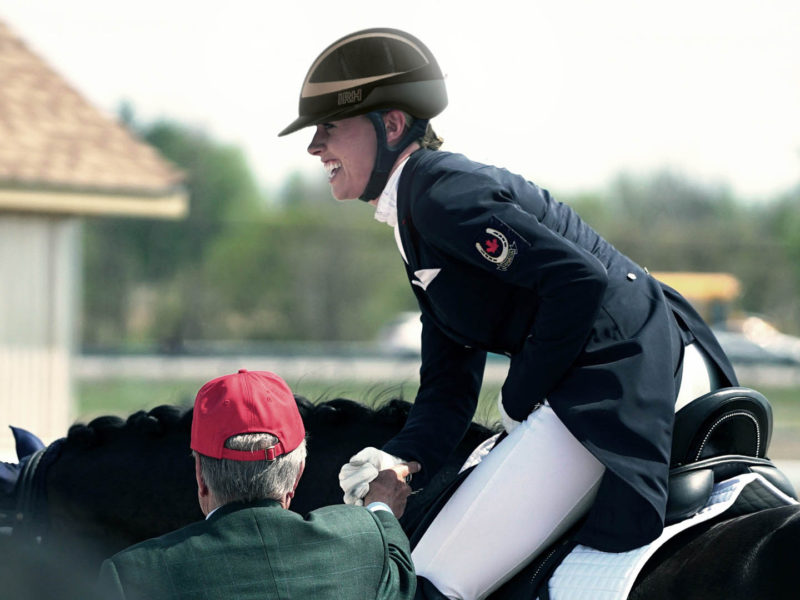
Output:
[{"xmin": 197, "ymin": 434, "xmax": 307, "ymax": 505}]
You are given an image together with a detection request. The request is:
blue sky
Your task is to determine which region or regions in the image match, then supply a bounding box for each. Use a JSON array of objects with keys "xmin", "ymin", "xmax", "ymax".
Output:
[{"xmin": 3, "ymin": 0, "xmax": 799, "ymax": 200}]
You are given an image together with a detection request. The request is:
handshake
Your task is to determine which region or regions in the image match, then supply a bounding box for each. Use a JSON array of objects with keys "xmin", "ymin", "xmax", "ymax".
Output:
[{"xmin": 338, "ymin": 447, "xmax": 421, "ymax": 517}]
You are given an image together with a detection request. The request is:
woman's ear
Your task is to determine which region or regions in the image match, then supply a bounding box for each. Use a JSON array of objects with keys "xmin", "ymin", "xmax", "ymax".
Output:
[{"xmin": 383, "ymin": 110, "xmax": 408, "ymax": 146}]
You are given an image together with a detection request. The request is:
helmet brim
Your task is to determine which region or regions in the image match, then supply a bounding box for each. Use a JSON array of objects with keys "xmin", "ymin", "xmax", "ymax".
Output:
[
  {"xmin": 278, "ymin": 115, "xmax": 317, "ymax": 137},
  {"xmin": 278, "ymin": 105, "xmax": 364, "ymax": 137}
]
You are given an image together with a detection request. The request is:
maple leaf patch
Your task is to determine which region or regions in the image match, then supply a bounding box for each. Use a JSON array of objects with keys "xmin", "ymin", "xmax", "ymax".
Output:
[{"xmin": 475, "ymin": 227, "xmax": 517, "ymax": 270}]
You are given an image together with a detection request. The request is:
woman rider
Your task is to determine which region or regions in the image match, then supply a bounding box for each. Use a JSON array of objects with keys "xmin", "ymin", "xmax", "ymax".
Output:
[{"xmin": 279, "ymin": 28, "xmax": 738, "ymax": 600}]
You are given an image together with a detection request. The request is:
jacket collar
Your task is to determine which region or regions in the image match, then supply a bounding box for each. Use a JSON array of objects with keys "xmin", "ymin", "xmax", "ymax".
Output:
[
  {"xmin": 206, "ymin": 498, "xmax": 283, "ymax": 522},
  {"xmin": 393, "ymin": 149, "xmax": 433, "ymax": 269}
]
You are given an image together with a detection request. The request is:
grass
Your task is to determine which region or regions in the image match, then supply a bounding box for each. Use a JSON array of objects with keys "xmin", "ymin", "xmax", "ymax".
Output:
[
  {"xmin": 762, "ymin": 386, "xmax": 800, "ymax": 424},
  {"xmin": 758, "ymin": 385, "xmax": 800, "ymax": 459}
]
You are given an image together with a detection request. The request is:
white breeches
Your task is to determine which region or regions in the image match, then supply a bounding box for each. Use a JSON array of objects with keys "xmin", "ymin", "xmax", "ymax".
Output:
[
  {"xmin": 411, "ymin": 342, "xmax": 718, "ymax": 600},
  {"xmin": 675, "ymin": 341, "xmax": 720, "ymax": 412}
]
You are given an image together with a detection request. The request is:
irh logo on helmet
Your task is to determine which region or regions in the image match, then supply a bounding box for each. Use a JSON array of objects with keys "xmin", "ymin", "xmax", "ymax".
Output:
[{"xmin": 338, "ymin": 88, "xmax": 362, "ymax": 106}]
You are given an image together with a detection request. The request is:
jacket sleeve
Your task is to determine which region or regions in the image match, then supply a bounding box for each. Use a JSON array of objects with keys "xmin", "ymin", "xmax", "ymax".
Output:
[
  {"xmin": 415, "ymin": 171, "xmax": 608, "ymax": 420},
  {"xmin": 383, "ymin": 311, "xmax": 486, "ymax": 484},
  {"xmin": 96, "ymin": 559, "xmax": 127, "ymax": 600},
  {"xmin": 371, "ymin": 509, "xmax": 417, "ymax": 600}
]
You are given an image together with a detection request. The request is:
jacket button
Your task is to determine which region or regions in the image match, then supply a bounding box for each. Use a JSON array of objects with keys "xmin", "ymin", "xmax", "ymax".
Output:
[{"xmin": 627, "ymin": 272, "xmax": 637, "ymax": 281}]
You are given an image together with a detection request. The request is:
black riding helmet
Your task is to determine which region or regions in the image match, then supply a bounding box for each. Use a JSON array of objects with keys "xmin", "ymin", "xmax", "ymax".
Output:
[{"xmin": 279, "ymin": 28, "xmax": 447, "ymax": 201}]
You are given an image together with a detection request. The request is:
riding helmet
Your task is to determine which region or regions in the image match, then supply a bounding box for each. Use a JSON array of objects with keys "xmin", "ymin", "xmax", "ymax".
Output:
[{"xmin": 278, "ymin": 27, "xmax": 448, "ymax": 136}]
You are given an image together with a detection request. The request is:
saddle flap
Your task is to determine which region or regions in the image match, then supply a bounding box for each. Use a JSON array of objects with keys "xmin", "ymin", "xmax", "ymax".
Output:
[{"xmin": 665, "ymin": 468, "xmax": 714, "ymax": 526}]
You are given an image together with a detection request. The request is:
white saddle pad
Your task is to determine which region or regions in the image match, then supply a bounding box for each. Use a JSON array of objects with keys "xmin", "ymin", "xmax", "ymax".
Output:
[{"xmin": 548, "ymin": 472, "xmax": 798, "ymax": 600}]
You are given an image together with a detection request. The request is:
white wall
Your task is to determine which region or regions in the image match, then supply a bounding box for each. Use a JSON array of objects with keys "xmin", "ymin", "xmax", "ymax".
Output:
[{"xmin": 0, "ymin": 215, "xmax": 80, "ymax": 459}]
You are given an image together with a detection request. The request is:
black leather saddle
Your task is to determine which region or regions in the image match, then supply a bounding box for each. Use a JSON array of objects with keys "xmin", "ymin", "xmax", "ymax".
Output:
[{"xmin": 665, "ymin": 386, "xmax": 797, "ymax": 525}]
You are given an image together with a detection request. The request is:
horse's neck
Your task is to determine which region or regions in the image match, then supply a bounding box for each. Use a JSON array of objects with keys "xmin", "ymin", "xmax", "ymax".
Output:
[{"xmin": 47, "ymin": 424, "xmax": 200, "ymax": 552}]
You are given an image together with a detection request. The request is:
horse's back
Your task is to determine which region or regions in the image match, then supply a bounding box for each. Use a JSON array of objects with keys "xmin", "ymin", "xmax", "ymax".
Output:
[{"xmin": 630, "ymin": 504, "xmax": 800, "ymax": 599}]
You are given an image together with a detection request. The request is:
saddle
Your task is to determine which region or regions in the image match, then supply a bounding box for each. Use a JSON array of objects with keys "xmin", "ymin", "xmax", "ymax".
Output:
[{"xmin": 666, "ymin": 386, "xmax": 796, "ymax": 524}]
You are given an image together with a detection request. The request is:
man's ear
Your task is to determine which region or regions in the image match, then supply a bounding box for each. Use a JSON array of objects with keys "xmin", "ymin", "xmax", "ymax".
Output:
[
  {"xmin": 194, "ymin": 453, "xmax": 210, "ymax": 499},
  {"xmin": 293, "ymin": 460, "xmax": 305, "ymax": 492},
  {"xmin": 282, "ymin": 461, "xmax": 306, "ymax": 510},
  {"xmin": 383, "ymin": 110, "xmax": 408, "ymax": 146}
]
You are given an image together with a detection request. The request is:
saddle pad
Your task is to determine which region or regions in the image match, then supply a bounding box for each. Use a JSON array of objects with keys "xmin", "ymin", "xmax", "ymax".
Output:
[{"xmin": 548, "ymin": 472, "xmax": 798, "ymax": 600}]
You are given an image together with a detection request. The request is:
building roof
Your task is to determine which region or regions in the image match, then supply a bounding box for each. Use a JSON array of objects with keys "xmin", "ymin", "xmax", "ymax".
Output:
[{"xmin": 0, "ymin": 20, "xmax": 187, "ymax": 218}]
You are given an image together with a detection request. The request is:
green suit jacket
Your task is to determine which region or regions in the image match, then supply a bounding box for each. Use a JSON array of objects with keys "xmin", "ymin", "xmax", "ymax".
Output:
[{"xmin": 96, "ymin": 499, "xmax": 415, "ymax": 600}]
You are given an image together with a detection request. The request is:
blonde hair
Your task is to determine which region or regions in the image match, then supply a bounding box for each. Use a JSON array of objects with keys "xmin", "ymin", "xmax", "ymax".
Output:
[
  {"xmin": 402, "ymin": 111, "xmax": 443, "ymax": 150},
  {"xmin": 420, "ymin": 122, "xmax": 444, "ymax": 150}
]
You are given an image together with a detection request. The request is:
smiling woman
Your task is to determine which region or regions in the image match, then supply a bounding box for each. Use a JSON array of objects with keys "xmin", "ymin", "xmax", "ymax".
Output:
[
  {"xmin": 279, "ymin": 28, "xmax": 447, "ymax": 203},
  {"xmin": 307, "ymin": 118, "xmax": 378, "ymax": 201},
  {"xmin": 276, "ymin": 26, "xmax": 747, "ymax": 600}
]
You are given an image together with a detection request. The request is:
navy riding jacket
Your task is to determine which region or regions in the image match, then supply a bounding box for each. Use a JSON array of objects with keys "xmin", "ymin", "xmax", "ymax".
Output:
[{"xmin": 381, "ymin": 149, "xmax": 738, "ymax": 551}]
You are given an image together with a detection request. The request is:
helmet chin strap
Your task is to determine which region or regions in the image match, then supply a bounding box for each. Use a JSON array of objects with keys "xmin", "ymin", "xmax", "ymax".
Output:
[{"xmin": 359, "ymin": 112, "xmax": 429, "ymax": 202}]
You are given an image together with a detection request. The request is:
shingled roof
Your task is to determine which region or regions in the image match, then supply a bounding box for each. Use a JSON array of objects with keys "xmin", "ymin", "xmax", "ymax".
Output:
[{"xmin": 0, "ymin": 20, "xmax": 187, "ymax": 218}]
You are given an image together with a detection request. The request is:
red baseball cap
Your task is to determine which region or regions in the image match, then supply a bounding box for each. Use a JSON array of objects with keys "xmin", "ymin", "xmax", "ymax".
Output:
[{"xmin": 191, "ymin": 369, "xmax": 305, "ymax": 461}]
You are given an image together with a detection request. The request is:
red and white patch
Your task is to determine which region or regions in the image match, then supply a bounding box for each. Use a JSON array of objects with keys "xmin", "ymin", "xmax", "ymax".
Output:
[{"xmin": 475, "ymin": 228, "xmax": 516, "ymax": 270}]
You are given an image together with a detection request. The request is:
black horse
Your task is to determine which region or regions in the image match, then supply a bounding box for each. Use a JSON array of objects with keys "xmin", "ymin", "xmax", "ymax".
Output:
[{"xmin": 2, "ymin": 392, "xmax": 799, "ymax": 599}]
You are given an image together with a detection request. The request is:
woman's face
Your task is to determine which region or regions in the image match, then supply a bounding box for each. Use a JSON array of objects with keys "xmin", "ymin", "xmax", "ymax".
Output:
[{"xmin": 307, "ymin": 116, "xmax": 377, "ymax": 201}]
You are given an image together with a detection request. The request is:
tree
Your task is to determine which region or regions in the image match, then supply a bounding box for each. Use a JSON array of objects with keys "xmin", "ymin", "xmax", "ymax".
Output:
[
  {"xmin": 566, "ymin": 171, "xmax": 800, "ymax": 334},
  {"xmin": 83, "ymin": 111, "xmax": 416, "ymax": 347},
  {"xmin": 83, "ymin": 114, "xmax": 800, "ymax": 349},
  {"xmin": 202, "ymin": 210, "xmax": 414, "ymax": 342},
  {"xmin": 82, "ymin": 117, "xmax": 266, "ymax": 347},
  {"xmin": 762, "ymin": 186, "xmax": 800, "ymax": 333}
]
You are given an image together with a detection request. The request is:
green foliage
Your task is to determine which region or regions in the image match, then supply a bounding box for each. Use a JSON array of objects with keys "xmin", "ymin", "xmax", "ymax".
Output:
[
  {"xmin": 589, "ymin": 171, "xmax": 742, "ymax": 270},
  {"xmin": 83, "ymin": 116, "xmax": 265, "ymax": 347},
  {"xmin": 761, "ymin": 187, "xmax": 800, "ymax": 333},
  {"xmin": 83, "ymin": 114, "xmax": 416, "ymax": 347},
  {"xmin": 82, "ymin": 112, "xmax": 800, "ymax": 349},
  {"xmin": 201, "ymin": 210, "xmax": 414, "ymax": 341},
  {"xmin": 136, "ymin": 121, "xmax": 263, "ymax": 277},
  {"xmin": 564, "ymin": 171, "xmax": 800, "ymax": 333}
]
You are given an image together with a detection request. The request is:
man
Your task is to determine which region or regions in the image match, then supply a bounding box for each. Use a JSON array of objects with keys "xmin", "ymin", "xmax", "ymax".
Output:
[{"xmin": 96, "ymin": 369, "xmax": 419, "ymax": 599}]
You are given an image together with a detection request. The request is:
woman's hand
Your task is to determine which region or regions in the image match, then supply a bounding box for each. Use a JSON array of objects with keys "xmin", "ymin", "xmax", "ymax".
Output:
[{"xmin": 338, "ymin": 447, "xmax": 411, "ymax": 505}]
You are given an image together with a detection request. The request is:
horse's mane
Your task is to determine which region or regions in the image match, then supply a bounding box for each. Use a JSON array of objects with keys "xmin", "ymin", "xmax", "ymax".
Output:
[
  {"xmin": 302, "ymin": 397, "xmax": 414, "ymax": 431},
  {"xmin": 61, "ymin": 395, "xmax": 416, "ymax": 450},
  {"xmin": 64, "ymin": 404, "xmax": 192, "ymax": 449}
]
